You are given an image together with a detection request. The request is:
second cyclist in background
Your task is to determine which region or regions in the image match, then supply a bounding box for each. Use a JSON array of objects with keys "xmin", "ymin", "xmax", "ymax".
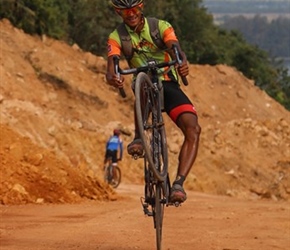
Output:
[{"xmin": 104, "ymin": 129, "xmax": 123, "ymax": 175}]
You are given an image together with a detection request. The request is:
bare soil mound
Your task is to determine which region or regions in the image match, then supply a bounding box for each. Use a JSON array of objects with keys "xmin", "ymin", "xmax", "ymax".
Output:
[{"xmin": 0, "ymin": 124, "xmax": 116, "ymax": 204}]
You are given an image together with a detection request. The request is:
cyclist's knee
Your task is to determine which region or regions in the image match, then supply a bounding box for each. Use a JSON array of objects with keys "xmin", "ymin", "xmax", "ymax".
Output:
[
  {"xmin": 181, "ymin": 119, "xmax": 201, "ymax": 141},
  {"xmin": 178, "ymin": 114, "xmax": 201, "ymax": 137},
  {"xmin": 185, "ymin": 123, "xmax": 201, "ymax": 141}
]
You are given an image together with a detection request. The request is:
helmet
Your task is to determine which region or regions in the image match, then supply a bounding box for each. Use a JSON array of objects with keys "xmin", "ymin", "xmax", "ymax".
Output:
[
  {"xmin": 111, "ymin": 0, "xmax": 143, "ymax": 9},
  {"xmin": 113, "ymin": 129, "xmax": 121, "ymax": 136}
]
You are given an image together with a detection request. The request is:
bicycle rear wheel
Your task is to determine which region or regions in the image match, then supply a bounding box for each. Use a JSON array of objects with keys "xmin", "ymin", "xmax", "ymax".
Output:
[
  {"xmin": 104, "ymin": 166, "xmax": 110, "ymax": 184},
  {"xmin": 155, "ymin": 182, "xmax": 164, "ymax": 250},
  {"xmin": 134, "ymin": 72, "xmax": 168, "ymax": 182},
  {"xmin": 143, "ymin": 162, "xmax": 165, "ymax": 250}
]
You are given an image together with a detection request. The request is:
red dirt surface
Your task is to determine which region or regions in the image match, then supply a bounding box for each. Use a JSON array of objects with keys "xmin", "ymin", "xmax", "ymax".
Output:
[{"xmin": 0, "ymin": 19, "xmax": 289, "ymax": 250}]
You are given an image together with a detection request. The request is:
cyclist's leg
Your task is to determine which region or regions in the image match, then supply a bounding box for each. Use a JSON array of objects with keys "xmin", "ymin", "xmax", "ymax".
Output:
[
  {"xmin": 170, "ymin": 113, "xmax": 200, "ymax": 202},
  {"xmin": 104, "ymin": 150, "xmax": 114, "ymax": 181},
  {"xmin": 164, "ymin": 81, "xmax": 201, "ymax": 202},
  {"xmin": 176, "ymin": 113, "xmax": 200, "ymax": 177},
  {"xmin": 111, "ymin": 150, "xmax": 118, "ymax": 179}
]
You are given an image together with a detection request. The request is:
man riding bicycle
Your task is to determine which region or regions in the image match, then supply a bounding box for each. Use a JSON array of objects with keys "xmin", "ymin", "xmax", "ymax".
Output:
[
  {"xmin": 104, "ymin": 129, "xmax": 123, "ymax": 172},
  {"xmin": 106, "ymin": 0, "xmax": 201, "ymax": 203}
]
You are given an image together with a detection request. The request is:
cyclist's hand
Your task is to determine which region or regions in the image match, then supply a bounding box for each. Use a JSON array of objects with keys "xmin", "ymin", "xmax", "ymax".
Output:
[
  {"xmin": 114, "ymin": 74, "xmax": 125, "ymax": 89},
  {"xmin": 106, "ymin": 73, "xmax": 125, "ymax": 89},
  {"xmin": 176, "ymin": 60, "xmax": 189, "ymax": 77}
]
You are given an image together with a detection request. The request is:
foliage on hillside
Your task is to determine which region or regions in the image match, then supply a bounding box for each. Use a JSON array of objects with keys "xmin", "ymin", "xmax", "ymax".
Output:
[
  {"xmin": 0, "ymin": 0, "xmax": 289, "ymax": 109},
  {"xmin": 221, "ymin": 15, "xmax": 290, "ymax": 58}
]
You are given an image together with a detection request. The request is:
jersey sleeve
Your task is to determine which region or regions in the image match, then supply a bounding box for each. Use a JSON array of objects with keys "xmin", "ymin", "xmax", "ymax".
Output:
[
  {"xmin": 158, "ymin": 20, "xmax": 178, "ymax": 43},
  {"xmin": 107, "ymin": 30, "xmax": 122, "ymax": 57}
]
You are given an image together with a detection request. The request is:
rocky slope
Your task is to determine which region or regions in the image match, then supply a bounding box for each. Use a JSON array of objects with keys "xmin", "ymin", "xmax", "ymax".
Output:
[{"xmin": 0, "ymin": 19, "xmax": 289, "ymax": 204}]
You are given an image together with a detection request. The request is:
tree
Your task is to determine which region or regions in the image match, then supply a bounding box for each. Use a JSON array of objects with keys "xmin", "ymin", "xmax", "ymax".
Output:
[{"xmin": 0, "ymin": 0, "xmax": 70, "ymax": 39}]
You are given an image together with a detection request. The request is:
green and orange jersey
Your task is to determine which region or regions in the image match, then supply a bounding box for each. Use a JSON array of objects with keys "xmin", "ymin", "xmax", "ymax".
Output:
[{"xmin": 107, "ymin": 18, "xmax": 179, "ymax": 81}]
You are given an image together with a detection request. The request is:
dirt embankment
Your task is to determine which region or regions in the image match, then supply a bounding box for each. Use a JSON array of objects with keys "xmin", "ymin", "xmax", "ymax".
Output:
[{"xmin": 0, "ymin": 18, "xmax": 289, "ymax": 205}]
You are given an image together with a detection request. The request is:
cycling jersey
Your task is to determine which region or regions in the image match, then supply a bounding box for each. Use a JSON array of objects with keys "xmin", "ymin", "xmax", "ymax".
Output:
[
  {"xmin": 107, "ymin": 17, "xmax": 198, "ymax": 124},
  {"xmin": 106, "ymin": 135, "xmax": 123, "ymax": 155},
  {"xmin": 107, "ymin": 18, "xmax": 179, "ymax": 81}
]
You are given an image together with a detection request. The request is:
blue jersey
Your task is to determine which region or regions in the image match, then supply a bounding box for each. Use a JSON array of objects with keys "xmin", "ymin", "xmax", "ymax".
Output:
[{"xmin": 106, "ymin": 135, "xmax": 123, "ymax": 158}]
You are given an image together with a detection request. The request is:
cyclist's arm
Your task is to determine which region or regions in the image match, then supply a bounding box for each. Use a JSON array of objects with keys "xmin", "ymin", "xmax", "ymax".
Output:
[
  {"xmin": 165, "ymin": 40, "xmax": 189, "ymax": 78},
  {"xmin": 159, "ymin": 21, "xmax": 189, "ymax": 78},
  {"xmin": 106, "ymin": 56, "xmax": 124, "ymax": 87},
  {"xmin": 106, "ymin": 36, "xmax": 125, "ymax": 88}
]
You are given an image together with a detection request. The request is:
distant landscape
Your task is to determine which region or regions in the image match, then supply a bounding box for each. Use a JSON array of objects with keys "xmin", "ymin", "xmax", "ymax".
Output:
[
  {"xmin": 203, "ymin": 0, "xmax": 290, "ymax": 72},
  {"xmin": 203, "ymin": 0, "xmax": 290, "ymax": 14},
  {"xmin": 203, "ymin": 0, "xmax": 290, "ymax": 23}
]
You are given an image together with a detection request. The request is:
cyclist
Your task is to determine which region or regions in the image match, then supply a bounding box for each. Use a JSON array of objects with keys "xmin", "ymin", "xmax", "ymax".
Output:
[
  {"xmin": 106, "ymin": 0, "xmax": 201, "ymax": 203},
  {"xmin": 104, "ymin": 129, "xmax": 123, "ymax": 177}
]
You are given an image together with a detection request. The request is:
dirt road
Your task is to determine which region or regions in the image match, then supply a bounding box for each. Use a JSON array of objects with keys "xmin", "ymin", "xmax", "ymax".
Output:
[{"xmin": 0, "ymin": 184, "xmax": 289, "ymax": 250}]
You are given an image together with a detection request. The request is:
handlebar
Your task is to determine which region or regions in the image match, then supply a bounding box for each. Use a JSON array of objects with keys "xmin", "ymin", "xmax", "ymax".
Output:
[{"xmin": 114, "ymin": 44, "xmax": 188, "ymax": 97}]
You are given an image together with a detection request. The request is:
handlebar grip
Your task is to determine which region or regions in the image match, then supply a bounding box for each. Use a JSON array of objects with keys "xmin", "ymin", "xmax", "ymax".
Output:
[
  {"xmin": 172, "ymin": 44, "xmax": 189, "ymax": 86},
  {"xmin": 181, "ymin": 76, "xmax": 188, "ymax": 86},
  {"xmin": 119, "ymin": 88, "xmax": 126, "ymax": 98},
  {"xmin": 113, "ymin": 56, "xmax": 126, "ymax": 98}
]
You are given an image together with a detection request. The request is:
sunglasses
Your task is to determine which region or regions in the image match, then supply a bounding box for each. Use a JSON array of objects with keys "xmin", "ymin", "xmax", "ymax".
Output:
[{"xmin": 116, "ymin": 4, "xmax": 143, "ymax": 18}]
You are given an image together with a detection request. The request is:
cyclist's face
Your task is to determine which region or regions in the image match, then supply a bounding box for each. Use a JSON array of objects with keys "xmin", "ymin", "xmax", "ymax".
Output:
[{"xmin": 116, "ymin": 4, "xmax": 143, "ymax": 28}]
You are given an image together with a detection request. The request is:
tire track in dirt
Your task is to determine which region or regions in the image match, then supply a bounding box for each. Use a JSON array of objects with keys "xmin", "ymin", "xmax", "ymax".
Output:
[{"xmin": 1, "ymin": 184, "xmax": 289, "ymax": 250}]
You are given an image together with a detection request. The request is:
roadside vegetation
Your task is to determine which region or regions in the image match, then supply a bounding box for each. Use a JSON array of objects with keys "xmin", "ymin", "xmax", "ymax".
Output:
[{"xmin": 1, "ymin": 0, "xmax": 289, "ymax": 110}]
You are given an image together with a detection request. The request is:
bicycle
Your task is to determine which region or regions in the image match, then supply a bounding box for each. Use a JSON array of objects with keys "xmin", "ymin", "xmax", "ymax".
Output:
[
  {"xmin": 114, "ymin": 44, "xmax": 188, "ymax": 250},
  {"xmin": 104, "ymin": 157, "xmax": 121, "ymax": 188}
]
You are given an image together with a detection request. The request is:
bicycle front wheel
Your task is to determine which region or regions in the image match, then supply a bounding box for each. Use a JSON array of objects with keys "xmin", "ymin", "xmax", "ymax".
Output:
[{"xmin": 134, "ymin": 72, "xmax": 168, "ymax": 182}]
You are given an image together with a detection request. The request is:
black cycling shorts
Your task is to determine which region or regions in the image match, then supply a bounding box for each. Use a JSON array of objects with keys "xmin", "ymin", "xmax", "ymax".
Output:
[
  {"xmin": 105, "ymin": 150, "xmax": 118, "ymax": 163},
  {"xmin": 162, "ymin": 80, "xmax": 197, "ymax": 123}
]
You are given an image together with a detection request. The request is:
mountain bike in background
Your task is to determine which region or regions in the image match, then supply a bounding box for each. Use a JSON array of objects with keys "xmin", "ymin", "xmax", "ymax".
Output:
[{"xmin": 114, "ymin": 44, "xmax": 187, "ymax": 250}]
